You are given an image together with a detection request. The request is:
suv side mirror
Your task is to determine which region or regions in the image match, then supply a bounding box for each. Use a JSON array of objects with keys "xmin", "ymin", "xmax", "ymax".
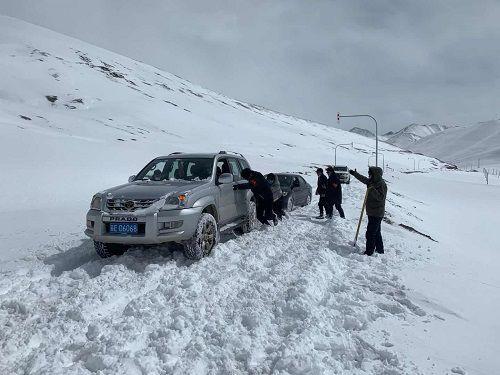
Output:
[
  {"xmin": 128, "ymin": 175, "xmax": 136, "ymax": 183},
  {"xmin": 218, "ymin": 173, "xmax": 234, "ymax": 185}
]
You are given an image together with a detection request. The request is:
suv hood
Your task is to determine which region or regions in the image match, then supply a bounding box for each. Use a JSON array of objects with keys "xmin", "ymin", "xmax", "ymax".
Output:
[{"xmin": 103, "ymin": 180, "xmax": 207, "ymax": 200}]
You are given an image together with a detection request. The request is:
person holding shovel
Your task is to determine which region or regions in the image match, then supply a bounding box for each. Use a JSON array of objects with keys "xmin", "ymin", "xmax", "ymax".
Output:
[{"xmin": 349, "ymin": 167, "xmax": 387, "ymax": 256}]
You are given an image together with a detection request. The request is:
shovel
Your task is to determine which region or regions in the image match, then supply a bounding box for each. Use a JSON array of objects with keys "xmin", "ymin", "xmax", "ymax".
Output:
[{"xmin": 350, "ymin": 190, "xmax": 368, "ymax": 247}]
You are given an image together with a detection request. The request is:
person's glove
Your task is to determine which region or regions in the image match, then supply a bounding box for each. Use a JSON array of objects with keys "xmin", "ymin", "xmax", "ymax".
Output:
[
  {"xmin": 349, "ymin": 169, "xmax": 356, "ymax": 175},
  {"xmin": 233, "ymin": 185, "xmax": 239, "ymax": 190}
]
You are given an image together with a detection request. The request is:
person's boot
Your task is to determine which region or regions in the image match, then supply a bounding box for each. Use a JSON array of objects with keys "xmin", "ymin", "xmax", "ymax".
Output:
[
  {"xmin": 376, "ymin": 249, "xmax": 384, "ymax": 254},
  {"xmin": 363, "ymin": 251, "xmax": 374, "ymax": 256},
  {"xmin": 259, "ymin": 219, "xmax": 270, "ymax": 226},
  {"xmin": 315, "ymin": 214, "xmax": 324, "ymax": 219}
]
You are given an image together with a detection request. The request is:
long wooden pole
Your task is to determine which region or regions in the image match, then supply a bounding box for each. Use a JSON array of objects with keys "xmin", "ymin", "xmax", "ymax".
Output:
[{"xmin": 353, "ymin": 190, "xmax": 368, "ymax": 247}]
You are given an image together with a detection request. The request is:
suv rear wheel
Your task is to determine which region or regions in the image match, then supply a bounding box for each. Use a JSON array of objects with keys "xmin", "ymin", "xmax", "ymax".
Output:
[
  {"xmin": 94, "ymin": 241, "xmax": 127, "ymax": 258},
  {"xmin": 305, "ymin": 194, "xmax": 311, "ymax": 206},
  {"xmin": 182, "ymin": 213, "xmax": 219, "ymax": 260}
]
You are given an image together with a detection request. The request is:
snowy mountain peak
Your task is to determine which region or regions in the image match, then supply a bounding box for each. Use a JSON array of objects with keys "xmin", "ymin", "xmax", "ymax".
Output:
[
  {"xmin": 385, "ymin": 123, "xmax": 452, "ymax": 149},
  {"xmin": 409, "ymin": 119, "xmax": 500, "ymax": 167}
]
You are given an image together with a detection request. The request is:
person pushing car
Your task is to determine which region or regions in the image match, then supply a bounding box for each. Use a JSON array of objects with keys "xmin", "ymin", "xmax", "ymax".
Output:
[
  {"xmin": 349, "ymin": 166, "xmax": 387, "ymax": 256},
  {"xmin": 234, "ymin": 168, "xmax": 278, "ymax": 226},
  {"xmin": 266, "ymin": 173, "xmax": 286, "ymax": 220},
  {"xmin": 315, "ymin": 168, "xmax": 328, "ymax": 219}
]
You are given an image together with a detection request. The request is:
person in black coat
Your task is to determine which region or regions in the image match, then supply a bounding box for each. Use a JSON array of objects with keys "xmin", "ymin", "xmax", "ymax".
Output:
[
  {"xmin": 234, "ymin": 168, "xmax": 277, "ymax": 225},
  {"xmin": 325, "ymin": 166, "xmax": 345, "ymax": 219},
  {"xmin": 315, "ymin": 168, "xmax": 328, "ymax": 218}
]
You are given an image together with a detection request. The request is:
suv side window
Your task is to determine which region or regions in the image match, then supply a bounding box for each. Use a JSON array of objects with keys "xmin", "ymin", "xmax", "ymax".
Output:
[
  {"xmin": 239, "ymin": 158, "xmax": 250, "ymax": 171},
  {"xmin": 228, "ymin": 158, "xmax": 242, "ymax": 180},
  {"xmin": 216, "ymin": 158, "xmax": 231, "ymax": 179},
  {"xmin": 299, "ymin": 176, "xmax": 307, "ymax": 186}
]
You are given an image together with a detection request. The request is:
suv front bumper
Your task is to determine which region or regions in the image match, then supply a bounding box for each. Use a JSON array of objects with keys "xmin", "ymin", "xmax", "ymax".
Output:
[
  {"xmin": 84, "ymin": 207, "xmax": 203, "ymax": 244},
  {"xmin": 338, "ymin": 173, "xmax": 350, "ymax": 183}
]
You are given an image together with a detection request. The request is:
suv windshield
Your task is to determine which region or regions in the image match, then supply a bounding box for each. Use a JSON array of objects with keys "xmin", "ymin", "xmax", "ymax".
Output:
[
  {"xmin": 334, "ymin": 166, "xmax": 348, "ymax": 172},
  {"xmin": 277, "ymin": 174, "xmax": 293, "ymax": 187},
  {"xmin": 136, "ymin": 157, "xmax": 214, "ymax": 182}
]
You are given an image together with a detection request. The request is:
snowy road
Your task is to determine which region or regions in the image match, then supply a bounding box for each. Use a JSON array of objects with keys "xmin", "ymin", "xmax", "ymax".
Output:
[{"xmin": 0, "ymin": 195, "xmax": 429, "ymax": 374}]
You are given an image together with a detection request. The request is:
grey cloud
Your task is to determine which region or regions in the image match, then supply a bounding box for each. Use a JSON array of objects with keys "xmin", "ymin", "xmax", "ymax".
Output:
[{"xmin": 1, "ymin": 0, "xmax": 499, "ymax": 131}]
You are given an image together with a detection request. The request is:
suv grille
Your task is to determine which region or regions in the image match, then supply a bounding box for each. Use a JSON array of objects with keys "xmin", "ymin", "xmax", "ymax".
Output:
[{"xmin": 106, "ymin": 198, "xmax": 157, "ymax": 212}]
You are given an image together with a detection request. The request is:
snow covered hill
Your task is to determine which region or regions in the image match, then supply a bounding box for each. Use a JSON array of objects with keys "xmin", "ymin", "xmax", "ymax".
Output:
[
  {"xmin": 1, "ymin": 15, "xmax": 499, "ymax": 375},
  {"xmin": 408, "ymin": 119, "xmax": 500, "ymax": 168},
  {"xmin": 385, "ymin": 123, "xmax": 451, "ymax": 149}
]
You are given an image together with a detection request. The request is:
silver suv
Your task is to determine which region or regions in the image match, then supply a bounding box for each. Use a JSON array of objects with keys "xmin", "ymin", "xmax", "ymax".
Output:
[{"xmin": 85, "ymin": 152, "xmax": 256, "ymax": 259}]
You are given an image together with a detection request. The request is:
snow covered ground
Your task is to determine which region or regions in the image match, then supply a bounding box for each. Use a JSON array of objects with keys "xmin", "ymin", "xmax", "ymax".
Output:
[{"xmin": 1, "ymin": 15, "xmax": 499, "ymax": 374}]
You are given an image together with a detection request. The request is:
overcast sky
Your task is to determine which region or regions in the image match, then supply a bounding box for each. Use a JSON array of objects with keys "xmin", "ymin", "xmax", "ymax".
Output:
[{"xmin": 1, "ymin": 0, "xmax": 499, "ymax": 132}]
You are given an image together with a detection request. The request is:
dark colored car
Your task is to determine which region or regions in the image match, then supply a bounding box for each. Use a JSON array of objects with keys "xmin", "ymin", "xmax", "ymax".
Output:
[{"xmin": 276, "ymin": 173, "xmax": 312, "ymax": 211}]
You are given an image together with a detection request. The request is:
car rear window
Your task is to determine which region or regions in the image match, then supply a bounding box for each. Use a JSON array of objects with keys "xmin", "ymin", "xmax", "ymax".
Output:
[{"xmin": 277, "ymin": 175, "xmax": 293, "ymax": 187}]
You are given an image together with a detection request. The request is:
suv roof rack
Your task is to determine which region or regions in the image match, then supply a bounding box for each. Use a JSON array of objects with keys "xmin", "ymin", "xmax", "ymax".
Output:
[
  {"xmin": 219, "ymin": 150, "xmax": 244, "ymax": 157},
  {"xmin": 169, "ymin": 152, "xmax": 183, "ymax": 155}
]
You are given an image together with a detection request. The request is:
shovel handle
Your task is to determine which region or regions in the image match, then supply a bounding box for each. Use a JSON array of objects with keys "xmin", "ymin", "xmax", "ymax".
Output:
[{"xmin": 353, "ymin": 190, "xmax": 368, "ymax": 246}]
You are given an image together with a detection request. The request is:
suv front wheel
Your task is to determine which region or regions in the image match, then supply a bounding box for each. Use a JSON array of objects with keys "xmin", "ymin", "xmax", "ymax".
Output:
[
  {"xmin": 182, "ymin": 213, "xmax": 219, "ymax": 260},
  {"xmin": 240, "ymin": 200, "xmax": 257, "ymax": 233}
]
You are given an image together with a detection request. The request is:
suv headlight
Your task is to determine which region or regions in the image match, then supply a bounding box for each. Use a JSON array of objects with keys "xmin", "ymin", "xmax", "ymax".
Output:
[
  {"xmin": 90, "ymin": 195, "xmax": 102, "ymax": 210},
  {"xmin": 161, "ymin": 193, "xmax": 188, "ymax": 210}
]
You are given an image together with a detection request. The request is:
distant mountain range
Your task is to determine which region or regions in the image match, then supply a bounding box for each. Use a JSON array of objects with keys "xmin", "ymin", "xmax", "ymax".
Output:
[
  {"xmin": 408, "ymin": 119, "xmax": 500, "ymax": 168},
  {"xmin": 349, "ymin": 121, "xmax": 500, "ymax": 168},
  {"xmin": 349, "ymin": 127, "xmax": 375, "ymax": 138},
  {"xmin": 384, "ymin": 123, "xmax": 452, "ymax": 149}
]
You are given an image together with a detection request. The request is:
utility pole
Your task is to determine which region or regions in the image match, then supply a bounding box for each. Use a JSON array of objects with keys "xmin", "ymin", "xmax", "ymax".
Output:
[
  {"xmin": 337, "ymin": 113, "xmax": 379, "ymax": 167},
  {"xmin": 368, "ymin": 152, "xmax": 385, "ymax": 170}
]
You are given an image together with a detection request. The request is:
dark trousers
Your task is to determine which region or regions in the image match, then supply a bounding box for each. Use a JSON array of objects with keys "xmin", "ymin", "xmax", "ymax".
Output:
[
  {"xmin": 325, "ymin": 200, "xmax": 345, "ymax": 218},
  {"xmin": 256, "ymin": 196, "xmax": 276, "ymax": 224},
  {"xmin": 318, "ymin": 196, "xmax": 327, "ymax": 216},
  {"xmin": 366, "ymin": 216, "xmax": 384, "ymax": 255},
  {"xmin": 273, "ymin": 196, "xmax": 285, "ymax": 219}
]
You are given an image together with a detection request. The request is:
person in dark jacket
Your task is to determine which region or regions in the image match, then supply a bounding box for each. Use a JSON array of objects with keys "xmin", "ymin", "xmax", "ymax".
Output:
[
  {"xmin": 234, "ymin": 168, "xmax": 277, "ymax": 225},
  {"xmin": 266, "ymin": 173, "xmax": 286, "ymax": 220},
  {"xmin": 315, "ymin": 168, "xmax": 328, "ymax": 219},
  {"xmin": 349, "ymin": 166, "xmax": 388, "ymax": 256},
  {"xmin": 325, "ymin": 166, "xmax": 345, "ymax": 219}
]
